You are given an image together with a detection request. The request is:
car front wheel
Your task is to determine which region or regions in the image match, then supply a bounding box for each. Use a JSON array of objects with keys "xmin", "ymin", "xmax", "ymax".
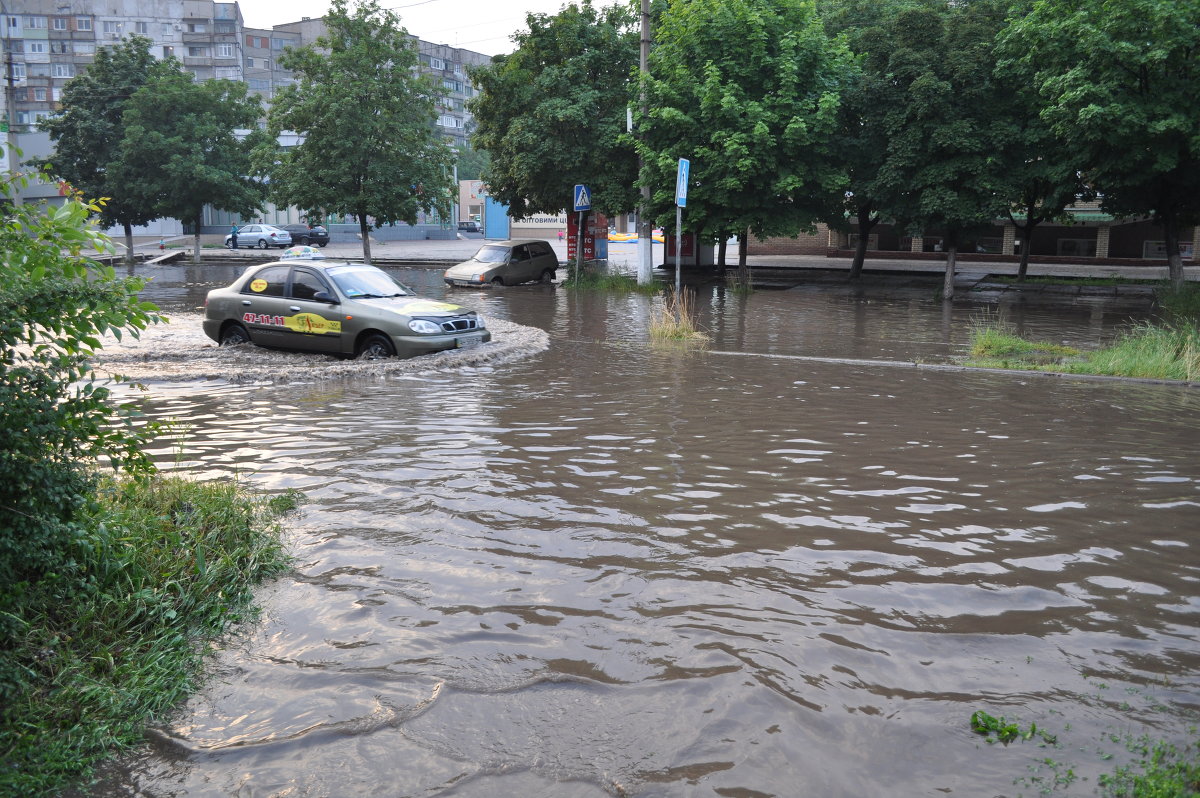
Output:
[
  {"xmin": 296, "ymin": 236, "xmax": 309, "ymax": 245},
  {"xmin": 491, "ymin": 276, "xmax": 505, "ymax": 287},
  {"xmin": 539, "ymin": 269, "xmax": 555, "ymax": 284},
  {"xmin": 257, "ymin": 238, "xmax": 270, "ymax": 250},
  {"xmin": 356, "ymin": 333, "xmax": 395, "ymax": 360},
  {"xmin": 219, "ymin": 323, "xmax": 251, "ymax": 346}
]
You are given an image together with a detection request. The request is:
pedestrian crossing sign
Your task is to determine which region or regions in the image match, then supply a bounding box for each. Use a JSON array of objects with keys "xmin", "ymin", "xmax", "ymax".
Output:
[{"xmin": 573, "ymin": 184, "xmax": 592, "ymax": 212}]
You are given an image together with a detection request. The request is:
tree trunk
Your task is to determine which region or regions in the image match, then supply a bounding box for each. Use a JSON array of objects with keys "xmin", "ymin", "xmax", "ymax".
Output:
[
  {"xmin": 123, "ymin": 222, "xmax": 135, "ymax": 265},
  {"xmin": 1162, "ymin": 215, "xmax": 1184, "ymax": 288},
  {"xmin": 192, "ymin": 212, "xmax": 202, "ymax": 265},
  {"xmin": 1017, "ymin": 224, "xmax": 1033, "ymax": 282},
  {"xmin": 737, "ymin": 228, "xmax": 749, "ymax": 286},
  {"xmin": 943, "ymin": 244, "xmax": 957, "ymax": 301},
  {"xmin": 358, "ymin": 213, "xmax": 372, "ymax": 264},
  {"xmin": 717, "ymin": 234, "xmax": 727, "ymax": 272},
  {"xmin": 849, "ymin": 207, "xmax": 878, "ymax": 281}
]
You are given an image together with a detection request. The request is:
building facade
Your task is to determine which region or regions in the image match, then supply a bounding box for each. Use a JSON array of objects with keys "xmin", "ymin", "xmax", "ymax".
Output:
[{"xmin": 1, "ymin": 0, "xmax": 489, "ymax": 208}]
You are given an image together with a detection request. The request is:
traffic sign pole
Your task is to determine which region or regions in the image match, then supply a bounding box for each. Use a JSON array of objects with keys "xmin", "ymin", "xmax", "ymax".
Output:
[
  {"xmin": 572, "ymin": 184, "xmax": 592, "ymax": 281},
  {"xmin": 674, "ymin": 159, "xmax": 689, "ymax": 298}
]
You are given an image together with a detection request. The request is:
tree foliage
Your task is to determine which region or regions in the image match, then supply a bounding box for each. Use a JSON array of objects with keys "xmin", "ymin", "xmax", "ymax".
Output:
[
  {"xmin": 0, "ymin": 176, "xmax": 162, "ymax": 666},
  {"xmin": 39, "ymin": 37, "xmax": 174, "ymax": 263},
  {"xmin": 639, "ymin": 0, "xmax": 853, "ymax": 250},
  {"xmin": 871, "ymin": 0, "xmax": 1014, "ymax": 297},
  {"xmin": 469, "ymin": 0, "xmax": 640, "ymax": 219},
  {"xmin": 115, "ymin": 68, "xmax": 266, "ymax": 264},
  {"xmin": 999, "ymin": 0, "xmax": 1200, "ymax": 287},
  {"xmin": 261, "ymin": 0, "xmax": 456, "ymax": 263}
]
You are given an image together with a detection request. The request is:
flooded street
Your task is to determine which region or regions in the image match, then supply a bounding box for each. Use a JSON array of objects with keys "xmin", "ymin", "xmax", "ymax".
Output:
[{"xmin": 89, "ymin": 264, "xmax": 1197, "ymax": 797}]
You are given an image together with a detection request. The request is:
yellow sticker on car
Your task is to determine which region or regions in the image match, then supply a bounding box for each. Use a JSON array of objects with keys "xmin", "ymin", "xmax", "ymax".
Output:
[
  {"xmin": 250, "ymin": 278, "xmax": 268, "ymax": 292},
  {"xmin": 282, "ymin": 312, "xmax": 342, "ymax": 334}
]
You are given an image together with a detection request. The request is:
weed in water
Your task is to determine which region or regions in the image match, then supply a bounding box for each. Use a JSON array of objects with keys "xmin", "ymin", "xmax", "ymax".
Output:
[
  {"xmin": 649, "ymin": 289, "xmax": 710, "ymax": 344},
  {"xmin": 563, "ymin": 266, "xmax": 657, "ymax": 294}
]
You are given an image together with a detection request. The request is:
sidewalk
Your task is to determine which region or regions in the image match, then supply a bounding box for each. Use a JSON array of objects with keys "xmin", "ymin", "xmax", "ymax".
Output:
[{"xmin": 136, "ymin": 234, "xmax": 1198, "ymax": 282}]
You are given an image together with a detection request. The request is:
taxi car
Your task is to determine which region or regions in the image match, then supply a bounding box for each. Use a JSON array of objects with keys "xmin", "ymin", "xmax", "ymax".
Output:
[
  {"xmin": 444, "ymin": 239, "xmax": 558, "ymax": 287},
  {"xmin": 203, "ymin": 250, "xmax": 490, "ymax": 359}
]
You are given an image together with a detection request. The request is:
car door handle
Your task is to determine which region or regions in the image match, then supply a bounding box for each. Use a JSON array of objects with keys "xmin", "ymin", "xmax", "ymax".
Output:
[
  {"xmin": 241, "ymin": 300, "xmax": 252, "ymax": 305},
  {"xmin": 289, "ymin": 306, "xmax": 301, "ymax": 312}
]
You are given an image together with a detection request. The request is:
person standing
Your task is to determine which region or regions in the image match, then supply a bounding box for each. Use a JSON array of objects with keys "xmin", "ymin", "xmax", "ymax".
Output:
[{"xmin": 229, "ymin": 223, "xmax": 239, "ymax": 250}]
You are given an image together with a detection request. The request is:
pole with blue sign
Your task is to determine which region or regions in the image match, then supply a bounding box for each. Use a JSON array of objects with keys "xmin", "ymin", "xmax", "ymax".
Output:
[
  {"xmin": 573, "ymin": 183, "xmax": 591, "ymax": 280},
  {"xmin": 675, "ymin": 158, "xmax": 689, "ymax": 295}
]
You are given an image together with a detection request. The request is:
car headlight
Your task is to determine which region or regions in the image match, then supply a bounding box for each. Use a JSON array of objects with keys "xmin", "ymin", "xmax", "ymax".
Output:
[
  {"xmin": 408, "ymin": 318, "xmax": 442, "ymax": 334},
  {"xmin": 474, "ymin": 315, "xmax": 486, "ymax": 329}
]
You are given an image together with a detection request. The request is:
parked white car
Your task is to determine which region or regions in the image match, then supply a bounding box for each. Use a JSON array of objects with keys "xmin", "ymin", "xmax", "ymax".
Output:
[{"xmin": 226, "ymin": 224, "xmax": 293, "ymax": 250}]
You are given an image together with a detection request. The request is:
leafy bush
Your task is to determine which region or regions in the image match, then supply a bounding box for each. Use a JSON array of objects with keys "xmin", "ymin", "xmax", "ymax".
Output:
[{"xmin": 0, "ymin": 172, "xmax": 163, "ymax": 698}]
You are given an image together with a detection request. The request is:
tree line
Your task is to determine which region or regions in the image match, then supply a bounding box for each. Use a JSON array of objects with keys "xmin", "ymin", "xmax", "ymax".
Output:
[
  {"xmin": 37, "ymin": 0, "xmax": 454, "ymax": 265},
  {"xmin": 470, "ymin": 0, "xmax": 1199, "ymax": 293}
]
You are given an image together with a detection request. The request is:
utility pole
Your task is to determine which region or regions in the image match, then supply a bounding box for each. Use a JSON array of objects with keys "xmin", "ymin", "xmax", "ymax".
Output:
[
  {"xmin": 1, "ymin": 0, "xmax": 22, "ymax": 205},
  {"xmin": 635, "ymin": 0, "xmax": 651, "ymax": 285}
]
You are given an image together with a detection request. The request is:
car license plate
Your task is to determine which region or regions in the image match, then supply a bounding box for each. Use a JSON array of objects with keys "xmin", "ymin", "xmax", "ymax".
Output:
[{"xmin": 456, "ymin": 336, "xmax": 483, "ymax": 349}]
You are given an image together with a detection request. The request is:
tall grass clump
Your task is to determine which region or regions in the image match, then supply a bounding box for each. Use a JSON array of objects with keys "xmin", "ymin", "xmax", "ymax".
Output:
[
  {"xmin": 1066, "ymin": 323, "xmax": 1200, "ymax": 382},
  {"xmin": 0, "ymin": 476, "xmax": 298, "ymax": 797},
  {"xmin": 650, "ymin": 289, "xmax": 709, "ymax": 343},
  {"xmin": 1155, "ymin": 282, "xmax": 1200, "ymax": 324},
  {"xmin": 563, "ymin": 265, "xmax": 658, "ymax": 294}
]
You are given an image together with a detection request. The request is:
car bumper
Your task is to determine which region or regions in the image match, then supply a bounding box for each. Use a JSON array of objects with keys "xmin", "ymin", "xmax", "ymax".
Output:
[
  {"xmin": 391, "ymin": 329, "xmax": 491, "ymax": 357},
  {"xmin": 201, "ymin": 318, "xmax": 222, "ymax": 343}
]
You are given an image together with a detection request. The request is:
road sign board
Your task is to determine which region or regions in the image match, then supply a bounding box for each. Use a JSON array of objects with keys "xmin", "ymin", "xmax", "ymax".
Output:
[
  {"xmin": 676, "ymin": 158, "xmax": 690, "ymax": 207},
  {"xmin": 573, "ymin": 184, "xmax": 592, "ymax": 212}
]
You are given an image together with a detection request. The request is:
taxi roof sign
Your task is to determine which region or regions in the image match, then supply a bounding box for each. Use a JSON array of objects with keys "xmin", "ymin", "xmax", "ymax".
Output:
[{"xmin": 280, "ymin": 246, "xmax": 327, "ymax": 260}]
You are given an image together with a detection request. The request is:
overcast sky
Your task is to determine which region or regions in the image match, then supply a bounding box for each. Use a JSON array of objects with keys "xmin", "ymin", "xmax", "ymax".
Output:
[{"xmin": 241, "ymin": 0, "xmax": 575, "ymax": 56}]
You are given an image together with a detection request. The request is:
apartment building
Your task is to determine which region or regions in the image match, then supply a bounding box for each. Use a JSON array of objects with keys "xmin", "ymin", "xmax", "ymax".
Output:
[{"xmin": 1, "ymin": 0, "xmax": 489, "ymax": 204}]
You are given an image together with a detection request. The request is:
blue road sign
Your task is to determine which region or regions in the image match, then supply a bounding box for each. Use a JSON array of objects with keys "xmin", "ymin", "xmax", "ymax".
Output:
[
  {"xmin": 573, "ymin": 184, "xmax": 592, "ymax": 212},
  {"xmin": 676, "ymin": 158, "xmax": 690, "ymax": 207}
]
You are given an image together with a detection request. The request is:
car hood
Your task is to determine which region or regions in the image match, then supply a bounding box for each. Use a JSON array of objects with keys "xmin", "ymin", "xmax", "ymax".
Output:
[
  {"xmin": 357, "ymin": 296, "xmax": 474, "ymax": 317},
  {"xmin": 444, "ymin": 259, "xmax": 499, "ymax": 278}
]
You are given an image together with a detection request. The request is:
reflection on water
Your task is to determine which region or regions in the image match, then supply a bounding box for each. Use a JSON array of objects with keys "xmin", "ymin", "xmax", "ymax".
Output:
[{"xmin": 88, "ymin": 269, "xmax": 1197, "ymax": 797}]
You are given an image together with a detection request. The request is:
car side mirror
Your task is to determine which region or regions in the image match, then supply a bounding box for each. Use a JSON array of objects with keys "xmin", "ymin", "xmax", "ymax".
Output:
[{"xmin": 313, "ymin": 291, "xmax": 338, "ymax": 304}]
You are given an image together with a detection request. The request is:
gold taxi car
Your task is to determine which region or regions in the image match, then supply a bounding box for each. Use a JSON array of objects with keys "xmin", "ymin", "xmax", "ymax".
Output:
[{"xmin": 202, "ymin": 251, "xmax": 489, "ymax": 358}]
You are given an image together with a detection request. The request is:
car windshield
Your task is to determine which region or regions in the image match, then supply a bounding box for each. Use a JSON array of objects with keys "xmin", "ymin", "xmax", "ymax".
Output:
[
  {"xmin": 473, "ymin": 245, "xmax": 509, "ymax": 264},
  {"xmin": 327, "ymin": 265, "xmax": 410, "ymax": 298}
]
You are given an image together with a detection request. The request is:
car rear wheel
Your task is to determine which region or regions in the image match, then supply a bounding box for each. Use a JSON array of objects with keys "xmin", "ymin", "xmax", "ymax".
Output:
[
  {"xmin": 356, "ymin": 333, "xmax": 395, "ymax": 360},
  {"xmin": 257, "ymin": 238, "xmax": 269, "ymax": 250},
  {"xmin": 296, "ymin": 236, "xmax": 309, "ymax": 245},
  {"xmin": 539, "ymin": 269, "xmax": 555, "ymax": 284},
  {"xmin": 219, "ymin": 323, "xmax": 250, "ymax": 346}
]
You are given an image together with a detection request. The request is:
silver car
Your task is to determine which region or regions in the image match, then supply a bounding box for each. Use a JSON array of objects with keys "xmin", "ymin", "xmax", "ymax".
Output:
[
  {"xmin": 444, "ymin": 239, "xmax": 559, "ymax": 287},
  {"xmin": 203, "ymin": 253, "xmax": 490, "ymax": 359},
  {"xmin": 225, "ymin": 223, "xmax": 293, "ymax": 249}
]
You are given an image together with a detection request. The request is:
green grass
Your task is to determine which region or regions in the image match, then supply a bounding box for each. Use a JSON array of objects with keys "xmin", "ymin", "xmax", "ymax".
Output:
[
  {"xmin": 967, "ymin": 319, "xmax": 1200, "ymax": 382},
  {"xmin": 649, "ymin": 289, "xmax": 709, "ymax": 344},
  {"xmin": 0, "ymin": 475, "xmax": 298, "ymax": 797},
  {"xmin": 1156, "ymin": 283, "xmax": 1200, "ymax": 323},
  {"xmin": 562, "ymin": 266, "xmax": 658, "ymax": 294},
  {"xmin": 1100, "ymin": 737, "xmax": 1200, "ymax": 798}
]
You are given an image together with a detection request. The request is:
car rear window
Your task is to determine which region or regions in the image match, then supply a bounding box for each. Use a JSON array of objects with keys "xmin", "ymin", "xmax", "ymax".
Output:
[{"xmin": 242, "ymin": 265, "xmax": 288, "ymax": 297}]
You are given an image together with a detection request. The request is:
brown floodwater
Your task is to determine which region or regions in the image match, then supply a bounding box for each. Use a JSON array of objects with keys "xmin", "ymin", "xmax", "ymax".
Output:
[{"xmin": 85, "ymin": 265, "xmax": 1197, "ymax": 797}]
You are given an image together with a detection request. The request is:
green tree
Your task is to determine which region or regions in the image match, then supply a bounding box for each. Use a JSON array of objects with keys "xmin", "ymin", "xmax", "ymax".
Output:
[
  {"xmin": 261, "ymin": 0, "xmax": 455, "ymax": 264},
  {"xmin": 469, "ymin": 1, "xmax": 640, "ymax": 221},
  {"xmin": 999, "ymin": 0, "xmax": 1200, "ymax": 287},
  {"xmin": 639, "ymin": 0, "xmax": 853, "ymax": 271},
  {"xmin": 39, "ymin": 37, "xmax": 173, "ymax": 264},
  {"xmin": 872, "ymin": 0, "xmax": 1014, "ymax": 299},
  {"xmin": 454, "ymin": 144, "xmax": 490, "ymax": 182},
  {"xmin": 818, "ymin": 0, "xmax": 908, "ymax": 280},
  {"xmin": 114, "ymin": 68, "xmax": 265, "ymax": 264},
  {"xmin": 0, "ymin": 176, "xmax": 162, "ymax": 668}
]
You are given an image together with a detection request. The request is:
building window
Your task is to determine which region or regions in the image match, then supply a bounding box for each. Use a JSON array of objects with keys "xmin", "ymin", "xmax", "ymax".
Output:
[
  {"xmin": 215, "ymin": 21, "xmax": 234, "ymax": 34},
  {"xmin": 438, "ymin": 114, "xmax": 460, "ymax": 128},
  {"xmin": 429, "ymin": 57, "xmax": 444, "ymax": 70},
  {"xmin": 163, "ymin": 45, "xmax": 174, "ymax": 58},
  {"xmin": 271, "ymin": 37, "xmax": 288, "ymax": 49},
  {"xmin": 52, "ymin": 87, "xmax": 62, "ymax": 101},
  {"xmin": 217, "ymin": 43, "xmax": 233, "ymax": 58},
  {"xmin": 32, "ymin": 87, "xmax": 47, "ymax": 101},
  {"xmin": 135, "ymin": 21, "xmax": 148, "ymax": 34},
  {"xmin": 187, "ymin": 22, "xmax": 206, "ymax": 33},
  {"xmin": 102, "ymin": 21, "xmax": 121, "ymax": 33},
  {"xmin": 50, "ymin": 40, "xmax": 70, "ymax": 53},
  {"xmin": 76, "ymin": 17, "xmax": 91, "ymax": 31},
  {"xmin": 4, "ymin": 15, "xmax": 18, "ymax": 33},
  {"xmin": 248, "ymin": 78, "xmax": 269, "ymax": 90},
  {"xmin": 187, "ymin": 46, "xmax": 209, "ymax": 57},
  {"xmin": 51, "ymin": 17, "xmax": 67, "ymax": 30},
  {"xmin": 453, "ymin": 62, "xmax": 463, "ymax": 75},
  {"xmin": 75, "ymin": 42, "xmax": 95, "ymax": 54},
  {"xmin": 27, "ymin": 41, "xmax": 47, "ymax": 54},
  {"xmin": 443, "ymin": 79, "xmax": 462, "ymax": 93},
  {"xmin": 52, "ymin": 63, "xmax": 73, "ymax": 77},
  {"xmin": 25, "ymin": 15, "xmax": 47, "ymax": 28},
  {"xmin": 215, "ymin": 66, "xmax": 239, "ymax": 79},
  {"xmin": 10, "ymin": 62, "xmax": 25, "ymax": 80}
]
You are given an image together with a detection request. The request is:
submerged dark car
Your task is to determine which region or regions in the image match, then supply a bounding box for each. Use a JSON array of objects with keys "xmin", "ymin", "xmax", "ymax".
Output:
[
  {"xmin": 203, "ymin": 251, "xmax": 489, "ymax": 359},
  {"xmin": 282, "ymin": 224, "xmax": 330, "ymax": 247},
  {"xmin": 444, "ymin": 239, "xmax": 559, "ymax": 287}
]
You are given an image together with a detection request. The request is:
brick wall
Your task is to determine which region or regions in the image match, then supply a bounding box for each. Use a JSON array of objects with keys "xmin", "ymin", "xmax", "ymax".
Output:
[{"xmin": 746, "ymin": 224, "xmax": 832, "ymax": 255}]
